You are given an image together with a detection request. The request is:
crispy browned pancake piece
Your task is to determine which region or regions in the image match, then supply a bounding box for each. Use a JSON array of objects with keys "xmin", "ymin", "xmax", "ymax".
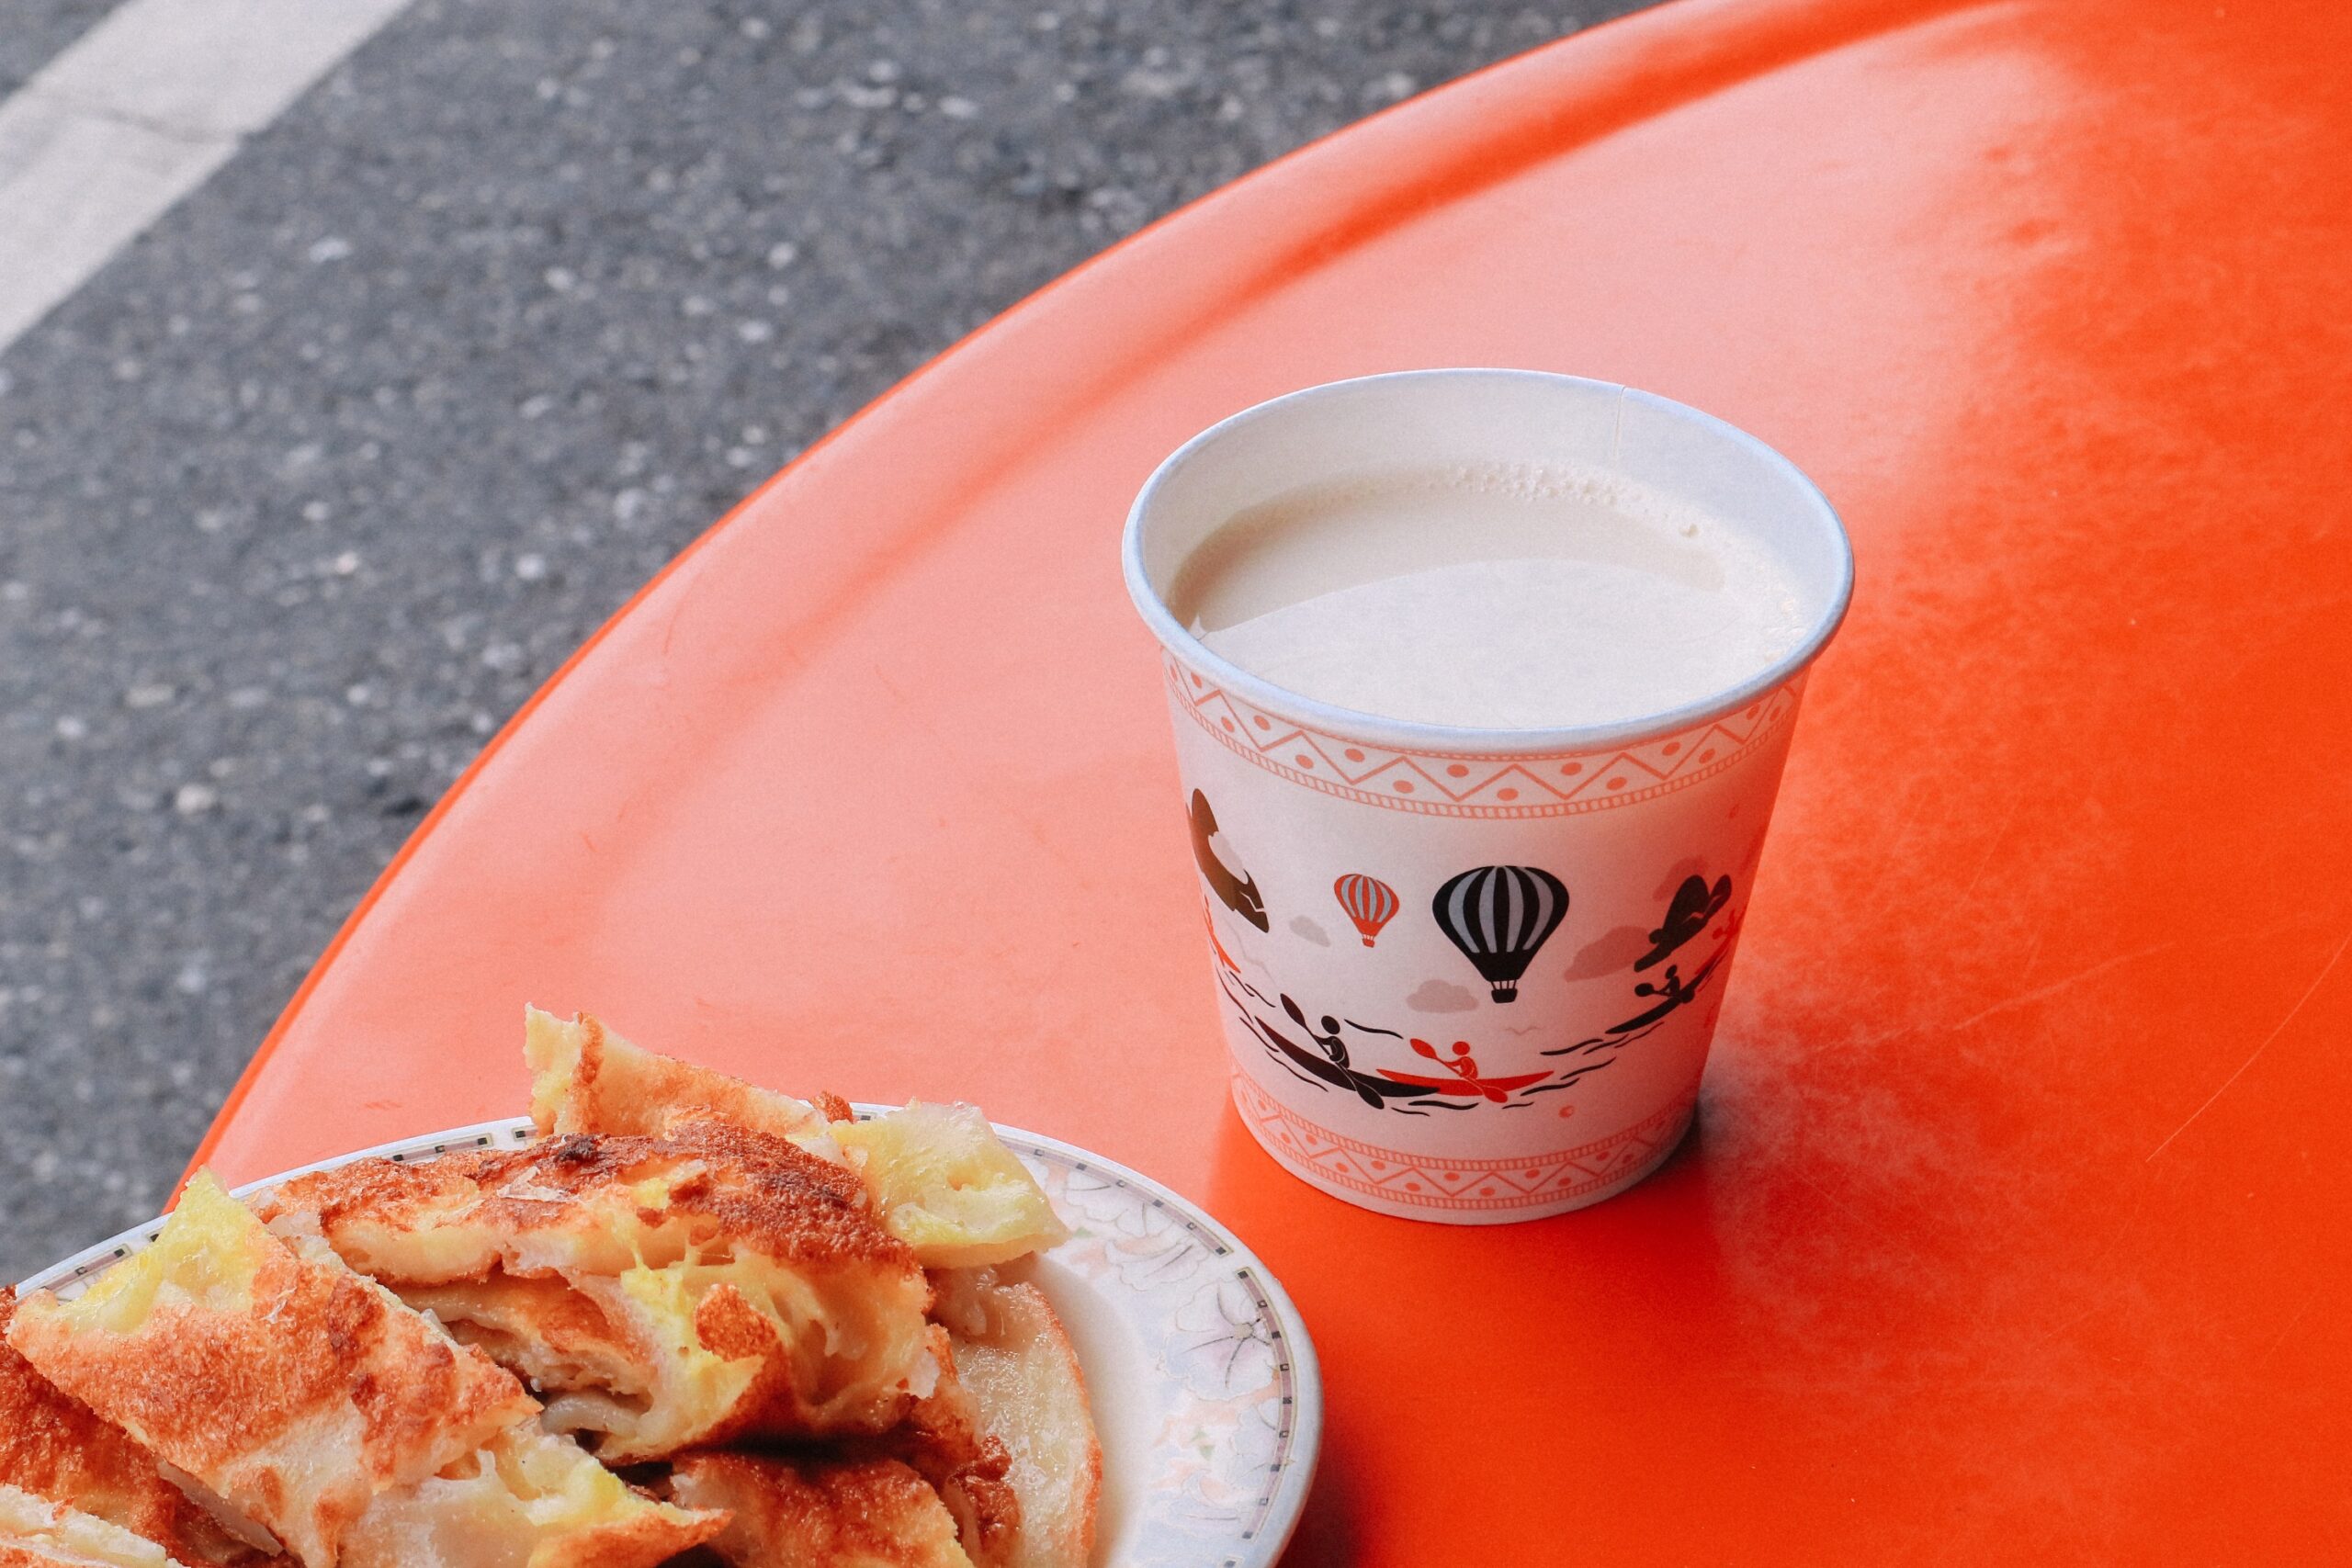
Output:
[
  {"xmin": 252, "ymin": 1121, "xmax": 935, "ymax": 1462},
  {"xmin": 525, "ymin": 1008, "xmax": 851, "ymax": 1139},
  {"xmin": 930, "ymin": 1272, "xmax": 1100, "ymax": 1568},
  {"xmin": 666, "ymin": 1454, "xmax": 972, "ymax": 1568},
  {"xmin": 884, "ymin": 1336, "xmax": 1021, "ymax": 1568},
  {"xmin": 260, "ymin": 1121, "xmax": 901, "ymax": 1280},
  {"xmin": 0, "ymin": 1541, "xmax": 167, "ymax": 1568},
  {"xmin": 0, "ymin": 1484, "xmax": 189, "ymax": 1567},
  {"xmin": 398, "ymin": 1271, "xmax": 650, "ymax": 1417},
  {"xmin": 336, "ymin": 1424, "xmax": 726, "ymax": 1568},
  {"xmin": 0, "ymin": 1293, "xmax": 268, "ymax": 1567},
  {"xmin": 5, "ymin": 1175, "xmax": 537, "ymax": 1568},
  {"xmin": 525, "ymin": 1010, "xmax": 1068, "ymax": 1269},
  {"xmin": 518, "ymin": 1010, "xmax": 1093, "ymax": 1562}
]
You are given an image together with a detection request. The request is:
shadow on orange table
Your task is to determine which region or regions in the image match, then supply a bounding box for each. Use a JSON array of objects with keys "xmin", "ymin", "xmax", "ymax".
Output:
[{"xmin": 1211, "ymin": 1105, "xmax": 1750, "ymax": 1562}]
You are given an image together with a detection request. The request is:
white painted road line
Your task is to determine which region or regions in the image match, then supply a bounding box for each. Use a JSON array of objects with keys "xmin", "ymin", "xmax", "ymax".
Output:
[{"xmin": 0, "ymin": 0, "xmax": 414, "ymax": 355}]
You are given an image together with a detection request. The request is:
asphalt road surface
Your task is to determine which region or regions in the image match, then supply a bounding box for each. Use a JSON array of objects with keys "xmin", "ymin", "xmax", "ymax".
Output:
[
  {"xmin": 0, "ymin": 0, "xmax": 119, "ymax": 96},
  {"xmin": 0, "ymin": 0, "xmax": 1660, "ymax": 1280}
]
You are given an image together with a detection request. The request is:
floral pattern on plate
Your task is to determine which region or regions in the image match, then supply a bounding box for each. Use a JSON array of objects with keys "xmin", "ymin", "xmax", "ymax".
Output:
[{"xmin": 1015, "ymin": 1133, "xmax": 1319, "ymax": 1564}]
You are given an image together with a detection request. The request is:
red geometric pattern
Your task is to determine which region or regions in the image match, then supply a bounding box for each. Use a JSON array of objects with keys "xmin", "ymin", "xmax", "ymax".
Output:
[
  {"xmin": 1232, "ymin": 1073, "xmax": 1701, "ymax": 1213},
  {"xmin": 1168, "ymin": 655, "xmax": 1799, "ymax": 818}
]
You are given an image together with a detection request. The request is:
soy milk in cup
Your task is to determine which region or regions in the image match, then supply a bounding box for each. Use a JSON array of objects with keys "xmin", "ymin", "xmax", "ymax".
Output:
[{"xmin": 1124, "ymin": 370, "xmax": 1851, "ymax": 1222}]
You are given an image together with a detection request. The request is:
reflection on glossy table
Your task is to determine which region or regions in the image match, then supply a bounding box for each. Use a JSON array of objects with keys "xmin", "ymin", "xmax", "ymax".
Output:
[{"xmin": 190, "ymin": 0, "xmax": 2352, "ymax": 1559}]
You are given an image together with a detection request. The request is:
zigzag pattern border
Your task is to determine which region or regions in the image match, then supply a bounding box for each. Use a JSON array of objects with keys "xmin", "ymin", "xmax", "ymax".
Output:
[
  {"xmin": 1233, "ymin": 1073, "xmax": 1701, "ymax": 1212},
  {"xmin": 1168, "ymin": 655, "xmax": 1798, "ymax": 818}
]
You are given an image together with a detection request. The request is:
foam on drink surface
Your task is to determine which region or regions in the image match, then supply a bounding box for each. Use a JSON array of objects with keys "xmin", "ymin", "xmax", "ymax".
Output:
[{"xmin": 1167, "ymin": 462, "xmax": 1809, "ymax": 730}]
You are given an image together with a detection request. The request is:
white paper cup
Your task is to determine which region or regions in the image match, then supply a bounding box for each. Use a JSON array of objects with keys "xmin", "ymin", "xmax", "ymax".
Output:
[{"xmin": 1124, "ymin": 370, "xmax": 1851, "ymax": 1223}]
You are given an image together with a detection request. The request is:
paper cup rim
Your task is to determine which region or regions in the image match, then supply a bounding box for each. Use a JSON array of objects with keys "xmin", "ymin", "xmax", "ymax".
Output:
[{"xmin": 1122, "ymin": 368, "xmax": 1855, "ymax": 756}]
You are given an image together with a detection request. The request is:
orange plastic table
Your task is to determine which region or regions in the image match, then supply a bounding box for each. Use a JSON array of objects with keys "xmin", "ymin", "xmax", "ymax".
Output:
[{"xmin": 191, "ymin": 0, "xmax": 2352, "ymax": 1558}]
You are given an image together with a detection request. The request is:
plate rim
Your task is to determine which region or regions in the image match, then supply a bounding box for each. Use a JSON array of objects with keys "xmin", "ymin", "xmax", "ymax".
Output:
[{"xmin": 14, "ymin": 1112, "xmax": 1325, "ymax": 1568}]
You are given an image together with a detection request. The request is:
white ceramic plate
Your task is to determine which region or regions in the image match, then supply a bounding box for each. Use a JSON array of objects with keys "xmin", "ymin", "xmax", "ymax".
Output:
[{"xmin": 17, "ymin": 1114, "xmax": 1323, "ymax": 1568}]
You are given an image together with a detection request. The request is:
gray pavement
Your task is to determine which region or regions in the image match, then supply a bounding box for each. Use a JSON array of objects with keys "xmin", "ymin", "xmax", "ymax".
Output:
[
  {"xmin": 0, "ymin": 0, "xmax": 1659, "ymax": 1280},
  {"xmin": 0, "ymin": 0, "xmax": 119, "ymax": 96}
]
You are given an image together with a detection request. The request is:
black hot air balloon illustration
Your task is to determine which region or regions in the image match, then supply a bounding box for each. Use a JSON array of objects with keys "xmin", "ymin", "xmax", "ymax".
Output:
[
  {"xmin": 1430, "ymin": 864, "xmax": 1568, "ymax": 1003},
  {"xmin": 1332, "ymin": 874, "xmax": 1399, "ymax": 948}
]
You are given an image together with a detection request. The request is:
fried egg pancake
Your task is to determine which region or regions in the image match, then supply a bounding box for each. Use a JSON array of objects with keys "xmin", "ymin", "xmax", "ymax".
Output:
[
  {"xmin": 929, "ymin": 1271, "xmax": 1099, "ymax": 1568},
  {"xmin": 665, "ymin": 1453, "xmax": 973, "ymax": 1568},
  {"xmin": 516, "ymin": 1008, "xmax": 1092, "ymax": 1563},
  {"xmin": 340, "ymin": 1425, "xmax": 721, "ymax": 1568},
  {"xmin": 10, "ymin": 1004, "xmax": 1099, "ymax": 1568},
  {"xmin": 524, "ymin": 1010, "xmax": 1066, "ymax": 1268},
  {"xmin": 830, "ymin": 1106, "xmax": 1069, "ymax": 1270},
  {"xmin": 0, "ymin": 1292, "xmax": 268, "ymax": 1566},
  {"xmin": 6, "ymin": 1175, "xmax": 536, "ymax": 1567},
  {"xmin": 0, "ymin": 1486, "xmax": 187, "ymax": 1568},
  {"xmin": 883, "ymin": 1334, "xmax": 1020, "ymax": 1568},
  {"xmin": 524, "ymin": 1008, "xmax": 846, "ymax": 1143},
  {"xmin": 253, "ymin": 1121, "xmax": 935, "ymax": 1463}
]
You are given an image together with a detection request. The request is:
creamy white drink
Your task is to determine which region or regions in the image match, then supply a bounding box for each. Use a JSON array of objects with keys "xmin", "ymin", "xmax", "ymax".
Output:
[{"xmin": 1166, "ymin": 462, "xmax": 1808, "ymax": 730}]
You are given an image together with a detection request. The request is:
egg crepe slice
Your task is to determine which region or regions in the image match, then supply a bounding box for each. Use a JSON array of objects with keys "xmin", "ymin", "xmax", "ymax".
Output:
[
  {"xmin": 879, "ymin": 1335, "xmax": 1019, "ymax": 1568},
  {"xmin": 0, "ymin": 1486, "xmax": 187, "ymax": 1568},
  {"xmin": 828, "ymin": 1105, "xmax": 1068, "ymax": 1270},
  {"xmin": 339, "ymin": 1424, "xmax": 720, "ymax": 1568},
  {"xmin": 524, "ymin": 1007, "xmax": 846, "ymax": 1141},
  {"xmin": 925, "ymin": 1272, "xmax": 1099, "ymax": 1568},
  {"xmin": 664, "ymin": 1453, "xmax": 974, "ymax": 1568},
  {"xmin": 524, "ymin": 1010, "xmax": 1067, "ymax": 1268},
  {"xmin": 0, "ymin": 1292, "xmax": 270, "ymax": 1566},
  {"xmin": 252, "ymin": 1121, "xmax": 936, "ymax": 1464},
  {"xmin": 5, "ymin": 1174, "xmax": 537, "ymax": 1566},
  {"xmin": 7, "ymin": 1176, "xmax": 724, "ymax": 1568}
]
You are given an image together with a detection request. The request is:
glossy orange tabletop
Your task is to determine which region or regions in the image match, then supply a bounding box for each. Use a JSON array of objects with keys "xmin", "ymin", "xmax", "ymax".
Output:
[{"xmin": 191, "ymin": 0, "xmax": 2352, "ymax": 1558}]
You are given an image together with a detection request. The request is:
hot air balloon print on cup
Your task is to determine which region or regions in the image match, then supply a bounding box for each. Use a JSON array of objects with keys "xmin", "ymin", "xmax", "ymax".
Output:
[
  {"xmin": 1331, "ymin": 874, "xmax": 1399, "ymax": 948},
  {"xmin": 1431, "ymin": 864, "xmax": 1569, "ymax": 1003}
]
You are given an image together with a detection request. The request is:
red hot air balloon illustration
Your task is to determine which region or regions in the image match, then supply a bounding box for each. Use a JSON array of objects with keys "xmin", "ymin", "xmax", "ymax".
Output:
[
  {"xmin": 1332, "ymin": 874, "xmax": 1399, "ymax": 948},
  {"xmin": 1431, "ymin": 864, "xmax": 1568, "ymax": 1003}
]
